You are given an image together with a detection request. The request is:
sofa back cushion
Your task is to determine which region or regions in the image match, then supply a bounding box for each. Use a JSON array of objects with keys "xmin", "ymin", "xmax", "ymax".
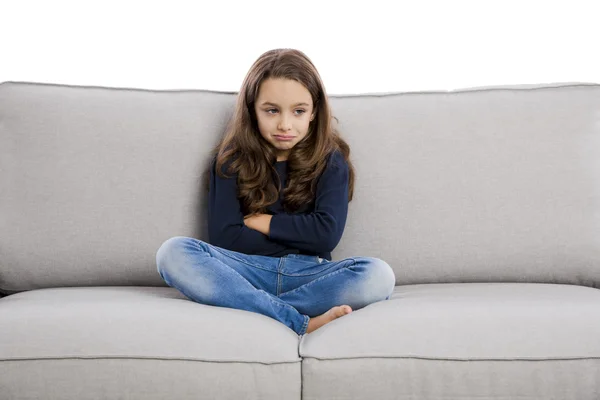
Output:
[{"xmin": 1, "ymin": 82, "xmax": 599, "ymax": 293}]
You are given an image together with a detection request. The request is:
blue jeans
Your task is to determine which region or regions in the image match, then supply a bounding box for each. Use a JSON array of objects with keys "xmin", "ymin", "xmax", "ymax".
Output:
[{"xmin": 156, "ymin": 236, "xmax": 396, "ymax": 336}]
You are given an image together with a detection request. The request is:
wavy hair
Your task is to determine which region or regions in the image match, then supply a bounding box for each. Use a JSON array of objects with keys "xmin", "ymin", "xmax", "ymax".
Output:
[{"xmin": 212, "ymin": 48, "xmax": 355, "ymax": 215}]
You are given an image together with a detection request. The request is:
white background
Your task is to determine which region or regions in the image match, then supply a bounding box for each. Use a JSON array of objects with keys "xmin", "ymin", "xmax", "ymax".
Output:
[{"xmin": 1, "ymin": 0, "xmax": 598, "ymax": 94}]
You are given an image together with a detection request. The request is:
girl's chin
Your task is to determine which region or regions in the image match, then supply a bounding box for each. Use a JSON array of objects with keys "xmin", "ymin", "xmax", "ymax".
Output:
[{"xmin": 272, "ymin": 141, "xmax": 295, "ymax": 149}]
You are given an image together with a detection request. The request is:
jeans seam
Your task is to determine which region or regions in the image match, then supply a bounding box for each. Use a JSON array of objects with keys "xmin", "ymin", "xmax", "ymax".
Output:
[
  {"xmin": 276, "ymin": 257, "xmax": 285, "ymax": 296},
  {"xmin": 300, "ymin": 314, "xmax": 309, "ymax": 336}
]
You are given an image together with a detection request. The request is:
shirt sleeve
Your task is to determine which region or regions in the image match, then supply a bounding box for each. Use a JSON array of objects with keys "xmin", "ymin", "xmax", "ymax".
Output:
[
  {"xmin": 208, "ymin": 157, "xmax": 290, "ymax": 255},
  {"xmin": 268, "ymin": 151, "xmax": 349, "ymax": 254}
]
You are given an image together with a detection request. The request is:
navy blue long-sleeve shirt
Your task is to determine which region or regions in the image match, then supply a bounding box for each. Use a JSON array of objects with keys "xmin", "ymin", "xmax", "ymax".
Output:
[{"xmin": 207, "ymin": 150, "xmax": 349, "ymax": 261}]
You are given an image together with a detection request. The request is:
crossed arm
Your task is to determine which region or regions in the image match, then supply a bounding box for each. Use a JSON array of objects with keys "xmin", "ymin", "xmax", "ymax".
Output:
[{"xmin": 209, "ymin": 151, "xmax": 349, "ymax": 254}]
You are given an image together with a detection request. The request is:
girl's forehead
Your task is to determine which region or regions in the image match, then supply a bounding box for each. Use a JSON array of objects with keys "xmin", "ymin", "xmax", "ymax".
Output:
[{"xmin": 257, "ymin": 78, "xmax": 312, "ymax": 105}]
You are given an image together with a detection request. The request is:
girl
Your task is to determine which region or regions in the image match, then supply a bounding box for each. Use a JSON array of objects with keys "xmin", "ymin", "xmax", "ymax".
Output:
[{"xmin": 156, "ymin": 48, "xmax": 396, "ymax": 336}]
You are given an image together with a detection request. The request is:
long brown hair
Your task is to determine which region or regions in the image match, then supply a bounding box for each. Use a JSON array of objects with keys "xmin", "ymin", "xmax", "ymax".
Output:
[{"xmin": 212, "ymin": 48, "xmax": 355, "ymax": 215}]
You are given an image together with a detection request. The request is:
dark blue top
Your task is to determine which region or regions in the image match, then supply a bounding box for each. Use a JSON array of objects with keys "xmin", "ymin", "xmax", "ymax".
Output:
[{"xmin": 207, "ymin": 151, "xmax": 349, "ymax": 261}]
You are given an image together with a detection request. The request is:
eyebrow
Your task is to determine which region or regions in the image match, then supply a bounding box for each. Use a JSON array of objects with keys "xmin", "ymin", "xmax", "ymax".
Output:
[{"xmin": 260, "ymin": 102, "xmax": 310, "ymax": 107}]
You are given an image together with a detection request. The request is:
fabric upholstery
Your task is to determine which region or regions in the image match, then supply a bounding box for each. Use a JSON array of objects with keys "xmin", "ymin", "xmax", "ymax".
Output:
[
  {"xmin": 1, "ymin": 82, "xmax": 600, "ymax": 293},
  {"xmin": 0, "ymin": 286, "xmax": 301, "ymax": 399},
  {"xmin": 300, "ymin": 283, "xmax": 600, "ymax": 398}
]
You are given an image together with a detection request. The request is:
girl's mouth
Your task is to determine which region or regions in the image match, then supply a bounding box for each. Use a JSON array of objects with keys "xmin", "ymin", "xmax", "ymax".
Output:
[{"xmin": 274, "ymin": 135, "xmax": 294, "ymax": 141}]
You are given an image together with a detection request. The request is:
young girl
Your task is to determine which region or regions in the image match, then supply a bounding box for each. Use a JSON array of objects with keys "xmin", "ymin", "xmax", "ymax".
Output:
[{"xmin": 156, "ymin": 48, "xmax": 395, "ymax": 336}]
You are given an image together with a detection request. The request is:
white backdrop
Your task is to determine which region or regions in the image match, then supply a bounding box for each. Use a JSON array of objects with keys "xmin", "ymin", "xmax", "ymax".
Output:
[{"xmin": 1, "ymin": 0, "xmax": 598, "ymax": 94}]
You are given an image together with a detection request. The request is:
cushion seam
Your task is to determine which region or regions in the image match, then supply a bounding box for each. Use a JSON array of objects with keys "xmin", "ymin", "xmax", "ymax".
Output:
[
  {"xmin": 0, "ymin": 356, "xmax": 301, "ymax": 365},
  {"xmin": 299, "ymin": 355, "xmax": 600, "ymax": 361}
]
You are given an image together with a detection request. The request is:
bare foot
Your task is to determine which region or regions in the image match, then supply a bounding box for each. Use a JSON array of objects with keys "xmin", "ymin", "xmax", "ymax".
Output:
[{"xmin": 306, "ymin": 305, "xmax": 352, "ymax": 334}]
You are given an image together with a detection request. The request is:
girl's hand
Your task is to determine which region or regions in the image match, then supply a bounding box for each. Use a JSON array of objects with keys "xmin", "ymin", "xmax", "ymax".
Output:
[{"xmin": 243, "ymin": 213, "xmax": 272, "ymax": 236}]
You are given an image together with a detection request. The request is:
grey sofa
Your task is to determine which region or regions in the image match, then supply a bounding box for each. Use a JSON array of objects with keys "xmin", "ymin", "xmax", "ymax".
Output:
[{"xmin": 1, "ymin": 81, "xmax": 599, "ymax": 400}]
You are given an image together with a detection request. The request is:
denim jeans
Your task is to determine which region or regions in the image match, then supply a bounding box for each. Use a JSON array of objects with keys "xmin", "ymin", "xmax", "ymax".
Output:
[{"xmin": 156, "ymin": 236, "xmax": 396, "ymax": 336}]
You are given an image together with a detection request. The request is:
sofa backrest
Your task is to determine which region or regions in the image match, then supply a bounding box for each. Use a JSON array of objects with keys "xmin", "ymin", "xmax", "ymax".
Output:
[{"xmin": 1, "ymin": 81, "xmax": 599, "ymax": 294}]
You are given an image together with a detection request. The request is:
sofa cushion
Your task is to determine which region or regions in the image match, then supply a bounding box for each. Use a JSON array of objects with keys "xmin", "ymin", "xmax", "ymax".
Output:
[
  {"xmin": 300, "ymin": 282, "xmax": 600, "ymax": 399},
  {"xmin": 0, "ymin": 286, "xmax": 301, "ymax": 400},
  {"xmin": 0, "ymin": 82, "xmax": 230, "ymax": 294},
  {"xmin": 332, "ymin": 83, "xmax": 600, "ymax": 290},
  {"xmin": 1, "ymin": 82, "xmax": 600, "ymax": 293}
]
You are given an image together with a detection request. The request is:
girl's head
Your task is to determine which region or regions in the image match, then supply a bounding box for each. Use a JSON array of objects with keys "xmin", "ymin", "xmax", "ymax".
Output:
[
  {"xmin": 254, "ymin": 77, "xmax": 315, "ymax": 162},
  {"xmin": 214, "ymin": 48, "xmax": 354, "ymax": 214}
]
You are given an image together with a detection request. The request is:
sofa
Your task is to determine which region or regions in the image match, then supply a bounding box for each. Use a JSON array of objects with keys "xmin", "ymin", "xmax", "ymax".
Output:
[{"xmin": 1, "ymin": 80, "xmax": 599, "ymax": 400}]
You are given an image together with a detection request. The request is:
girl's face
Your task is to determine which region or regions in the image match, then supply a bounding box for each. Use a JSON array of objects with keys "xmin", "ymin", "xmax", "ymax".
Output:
[{"xmin": 254, "ymin": 78, "xmax": 315, "ymax": 161}]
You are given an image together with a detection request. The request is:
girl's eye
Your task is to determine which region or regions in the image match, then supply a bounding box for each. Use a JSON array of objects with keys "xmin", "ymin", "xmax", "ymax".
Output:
[{"xmin": 266, "ymin": 109, "xmax": 306, "ymax": 115}]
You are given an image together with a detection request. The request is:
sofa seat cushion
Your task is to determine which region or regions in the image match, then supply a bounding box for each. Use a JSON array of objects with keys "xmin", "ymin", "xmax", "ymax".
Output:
[
  {"xmin": 300, "ymin": 282, "xmax": 600, "ymax": 399},
  {"xmin": 0, "ymin": 286, "xmax": 301, "ymax": 400}
]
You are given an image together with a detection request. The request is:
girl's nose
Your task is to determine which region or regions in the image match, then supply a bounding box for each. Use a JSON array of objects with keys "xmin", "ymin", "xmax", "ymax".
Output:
[{"xmin": 278, "ymin": 114, "xmax": 293, "ymax": 131}]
